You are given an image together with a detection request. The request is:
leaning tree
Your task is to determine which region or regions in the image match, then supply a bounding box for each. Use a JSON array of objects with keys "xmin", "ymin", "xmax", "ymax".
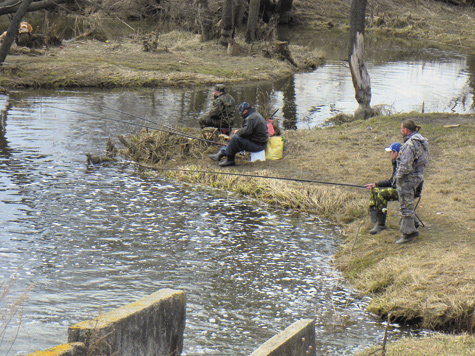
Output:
[{"xmin": 348, "ymin": 0, "xmax": 373, "ymax": 120}]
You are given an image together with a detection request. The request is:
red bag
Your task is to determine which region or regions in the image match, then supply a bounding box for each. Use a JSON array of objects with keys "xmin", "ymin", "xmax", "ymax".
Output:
[{"xmin": 267, "ymin": 120, "xmax": 275, "ymax": 137}]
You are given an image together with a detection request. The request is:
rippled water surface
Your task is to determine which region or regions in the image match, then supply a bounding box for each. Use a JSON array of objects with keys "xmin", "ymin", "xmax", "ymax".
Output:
[
  {"xmin": 0, "ymin": 96, "xmax": 417, "ymax": 355},
  {"xmin": 2, "ymin": 36, "xmax": 463, "ymax": 354}
]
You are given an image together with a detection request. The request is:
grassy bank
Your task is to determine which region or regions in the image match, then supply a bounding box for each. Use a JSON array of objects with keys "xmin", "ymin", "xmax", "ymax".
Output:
[
  {"xmin": 118, "ymin": 113, "xmax": 475, "ymax": 355},
  {"xmin": 356, "ymin": 333, "xmax": 475, "ymax": 356},
  {"xmin": 0, "ymin": 30, "xmax": 324, "ymax": 89},
  {"xmin": 294, "ymin": 0, "xmax": 475, "ymax": 50}
]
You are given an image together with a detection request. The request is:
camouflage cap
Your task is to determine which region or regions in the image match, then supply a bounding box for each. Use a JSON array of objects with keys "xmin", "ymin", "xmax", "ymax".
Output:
[{"xmin": 214, "ymin": 84, "xmax": 226, "ymax": 93}]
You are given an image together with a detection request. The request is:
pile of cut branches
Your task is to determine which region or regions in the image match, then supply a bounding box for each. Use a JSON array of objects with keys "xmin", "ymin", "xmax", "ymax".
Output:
[{"xmin": 117, "ymin": 128, "xmax": 222, "ymax": 165}]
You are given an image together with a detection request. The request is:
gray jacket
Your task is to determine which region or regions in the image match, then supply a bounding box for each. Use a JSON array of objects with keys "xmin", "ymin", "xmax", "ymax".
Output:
[{"xmin": 396, "ymin": 132, "xmax": 429, "ymax": 179}]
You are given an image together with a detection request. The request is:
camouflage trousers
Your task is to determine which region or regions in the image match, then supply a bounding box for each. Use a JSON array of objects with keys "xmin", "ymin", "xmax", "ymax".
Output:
[
  {"xmin": 396, "ymin": 175, "xmax": 423, "ymax": 217},
  {"xmin": 368, "ymin": 187, "xmax": 398, "ymax": 214}
]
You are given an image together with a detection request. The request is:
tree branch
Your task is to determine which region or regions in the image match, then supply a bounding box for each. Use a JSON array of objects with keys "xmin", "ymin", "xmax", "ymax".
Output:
[{"xmin": 0, "ymin": 0, "xmax": 68, "ymax": 16}]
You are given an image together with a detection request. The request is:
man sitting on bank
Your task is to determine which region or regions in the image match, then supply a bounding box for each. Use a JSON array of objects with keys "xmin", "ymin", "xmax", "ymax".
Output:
[
  {"xmin": 209, "ymin": 102, "xmax": 268, "ymax": 167},
  {"xmin": 198, "ymin": 84, "xmax": 236, "ymax": 133},
  {"xmin": 364, "ymin": 142, "xmax": 401, "ymax": 234}
]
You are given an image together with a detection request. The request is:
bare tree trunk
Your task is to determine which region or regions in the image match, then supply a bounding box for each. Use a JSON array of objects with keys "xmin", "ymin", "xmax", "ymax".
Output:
[
  {"xmin": 219, "ymin": 0, "xmax": 233, "ymax": 46},
  {"xmin": 0, "ymin": 0, "xmax": 35, "ymax": 65},
  {"xmin": 348, "ymin": 0, "xmax": 373, "ymax": 119},
  {"xmin": 196, "ymin": 0, "xmax": 212, "ymax": 42},
  {"xmin": 246, "ymin": 0, "xmax": 260, "ymax": 43},
  {"xmin": 234, "ymin": 0, "xmax": 247, "ymax": 29},
  {"xmin": 275, "ymin": 0, "xmax": 293, "ymax": 25},
  {"xmin": 275, "ymin": 0, "xmax": 293, "ymax": 43}
]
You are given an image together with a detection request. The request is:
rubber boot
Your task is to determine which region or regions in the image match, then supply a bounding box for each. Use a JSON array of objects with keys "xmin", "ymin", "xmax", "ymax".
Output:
[
  {"xmin": 369, "ymin": 212, "xmax": 387, "ymax": 235},
  {"xmin": 369, "ymin": 206, "xmax": 378, "ymax": 224},
  {"xmin": 395, "ymin": 216, "xmax": 419, "ymax": 244},
  {"xmin": 209, "ymin": 151, "xmax": 225, "ymax": 161},
  {"xmin": 219, "ymin": 157, "xmax": 235, "ymax": 167}
]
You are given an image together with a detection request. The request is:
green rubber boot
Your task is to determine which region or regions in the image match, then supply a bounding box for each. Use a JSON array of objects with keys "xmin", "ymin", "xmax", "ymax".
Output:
[{"xmin": 369, "ymin": 212, "xmax": 387, "ymax": 235}]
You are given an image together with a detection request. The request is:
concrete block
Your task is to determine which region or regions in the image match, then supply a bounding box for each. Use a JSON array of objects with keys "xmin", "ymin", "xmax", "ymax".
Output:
[
  {"xmin": 250, "ymin": 319, "xmax": 316, "ymax": 356},
  {"xmin": 26, "ymin": 342, "xmax": 86, "ymax": 356},
  {"xmin": 68, "ymin": 289, "xmax": 186, "ymax": 356}
]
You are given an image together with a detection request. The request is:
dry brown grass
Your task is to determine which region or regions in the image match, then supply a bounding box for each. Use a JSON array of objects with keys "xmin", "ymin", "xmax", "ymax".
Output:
[
  {"xmin": 0, "ymin": 266, "xmax": 32, "ymax": 354},
  {"xmin": 326, "ymin": 114, "xmax": 475, "ymax": 334},
  {"xmin": 160, "ymin": 164, "xmax": 363, "ymax": 220},
  {"xmin": 356, "ymin": 333, "xmax": 475, "ymax": 356},
  {"xmin": 0, "ymin": 29, "xmax": 323, "ymax": 89},
  {"xmin": 365, "ymin": 0, "xmax": 475, "ymax": 50}
]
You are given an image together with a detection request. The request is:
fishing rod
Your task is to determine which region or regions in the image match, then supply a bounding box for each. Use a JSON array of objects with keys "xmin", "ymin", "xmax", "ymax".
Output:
[
  {"xmin": 51, "ymin": 106, "xmax": 226, "ymax": 146},
  {"xmin": 102, "ymin": 105, "xmax": 189, "ymax": 137},
  {"xmin": 136, "ymin": 163, "xmax": 366, "ymax": 189}
]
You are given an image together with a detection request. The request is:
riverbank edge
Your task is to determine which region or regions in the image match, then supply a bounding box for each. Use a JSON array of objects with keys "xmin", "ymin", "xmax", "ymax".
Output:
[{"xmin": 127, "ymin": 113, "xmax": 475, "ymax": 355}]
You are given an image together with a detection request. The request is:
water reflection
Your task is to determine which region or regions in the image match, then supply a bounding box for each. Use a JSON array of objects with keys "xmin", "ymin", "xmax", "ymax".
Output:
[
  {"xmin": 0, "ymin": 96, "xmax": 422, "ymax": 355},
  {"xmin": 2, "ymin": 40, "xmax": 474, "ymax": 134}
]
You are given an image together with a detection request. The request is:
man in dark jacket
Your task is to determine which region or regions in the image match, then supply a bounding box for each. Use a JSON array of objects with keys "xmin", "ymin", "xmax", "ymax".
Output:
[
  {"xmin": 364, "ymin": 142, "xmax": 401, "ymax": 234},
  {"xmin": 198, "ymin": 84, "xmax": 236, "ymax": 132},
  {"xmin": 209, "ymin": 102, "xmax": 268, "ymax": 167}
]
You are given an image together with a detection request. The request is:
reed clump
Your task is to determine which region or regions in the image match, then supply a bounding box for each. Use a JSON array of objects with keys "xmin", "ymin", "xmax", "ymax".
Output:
[
  {"xmin": 0, "ymin": 267, "xmax": 32, "ymax": 354},
  {"xmin": 117, "ymin": 128, "xmax": 218, "ymax": 165},
  {"xmin": 161, "ymin": 165, "xmax": 363, "ymax": 221}
]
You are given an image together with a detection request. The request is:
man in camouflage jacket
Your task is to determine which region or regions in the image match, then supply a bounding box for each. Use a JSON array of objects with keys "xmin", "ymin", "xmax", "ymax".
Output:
[
  {"xmin": 199, "ymin": 84, "xmax": 236, "ymax": 132},
  {"xmin": 395, "ymin": 119, "xmax": 429, "ymax": 244}
]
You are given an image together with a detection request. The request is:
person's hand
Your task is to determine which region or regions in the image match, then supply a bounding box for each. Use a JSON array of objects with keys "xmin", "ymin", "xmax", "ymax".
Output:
[
  {"xmin": 365, "ymin": 183, "xmax": 376, "ymax": 190},
  {"xmin": 232, "ymin": 129, "xmax": 239, "ymax": 135}
]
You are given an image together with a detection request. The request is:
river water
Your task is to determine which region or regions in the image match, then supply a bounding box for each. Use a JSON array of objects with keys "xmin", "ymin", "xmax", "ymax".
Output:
[
  {"xmin": 1, "ymin": 38, "xmax": 472, "ymax": 355},
  {"xmin": 1, "ymin": 97, "xmax": 392, "ymax": 356}
]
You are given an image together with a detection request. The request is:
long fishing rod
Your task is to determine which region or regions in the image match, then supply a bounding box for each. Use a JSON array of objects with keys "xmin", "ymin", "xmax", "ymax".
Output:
[
  {"xmin": 51, "ymin": 107, "xmax": 226, "ymax": 146},
  {"xmin": 136, "ymin": 163, "xmax": 366, "ymax": 189},
  {"xmin": 102, "ymin": 105, "xmax": 188, "ymax": 137}
]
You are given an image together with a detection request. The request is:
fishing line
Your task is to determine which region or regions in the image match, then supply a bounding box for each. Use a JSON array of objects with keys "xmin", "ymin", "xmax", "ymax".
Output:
[
  {"xmin": 52, "ymin": 106, "xmax": 364, "ymax": 188},
  {"xmin": 51, "ymin": 106, "xmax": 226, "ymax": 146},
  {"xmin": 102, "ymin": 105, "xmax": 190, "ymax": 137},
  {"xmin": 136, "ymin": 163, "xmax": 366, "ymax": 189}
]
